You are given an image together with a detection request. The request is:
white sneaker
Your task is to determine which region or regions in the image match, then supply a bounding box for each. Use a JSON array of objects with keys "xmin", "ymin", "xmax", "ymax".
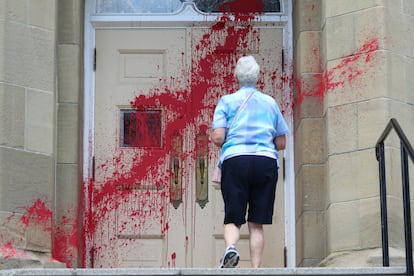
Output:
[{"xmin": 219, "ymin": 245, "xmax": 240, "ymax": 268}]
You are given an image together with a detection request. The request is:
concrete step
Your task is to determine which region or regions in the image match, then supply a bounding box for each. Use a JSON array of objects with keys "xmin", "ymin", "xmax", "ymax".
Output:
[{"xmin": 0, "ymin": 267, "xmax": 406, "ymax": 276}]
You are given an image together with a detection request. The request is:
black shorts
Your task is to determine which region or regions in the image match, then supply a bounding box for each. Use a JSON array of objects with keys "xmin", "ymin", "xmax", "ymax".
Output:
[{"xmin": 221, "ymin": 155, "xmax": 279, "ymax": 225}]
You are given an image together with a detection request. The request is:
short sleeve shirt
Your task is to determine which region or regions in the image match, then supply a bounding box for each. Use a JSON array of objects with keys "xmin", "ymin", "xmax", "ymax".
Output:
[{"xmin": 212, "ymin": 86, "xmax": 289, "ymax": 164}]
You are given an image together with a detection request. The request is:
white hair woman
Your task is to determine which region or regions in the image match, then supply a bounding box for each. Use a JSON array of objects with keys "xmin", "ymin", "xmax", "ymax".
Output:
[{"xmin": 212, "ymin": 55, "xmax": 289, "ymax": 268}]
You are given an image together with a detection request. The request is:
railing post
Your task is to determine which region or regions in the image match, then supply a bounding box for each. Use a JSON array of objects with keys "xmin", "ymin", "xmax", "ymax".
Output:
[
  {"xmin": 377, "ymin": 142, "xmax": 389, "ymax": 267},
  {"xmin": 401, "ymin": 145, "xmax": 413, "ymax": 276},
  {"xmin": 376, "ymin": 119, "xmax": 414, "ymax": 274}
]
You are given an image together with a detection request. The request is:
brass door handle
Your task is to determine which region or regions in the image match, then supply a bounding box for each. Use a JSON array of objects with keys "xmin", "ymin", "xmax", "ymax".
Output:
[
  {"xmin": 170, "ymin": 132, "xmax": 182, "ymax": 209},
  {"xmin": 198, "ymin": 157, "xmax": 205, "ymax": 185},
  {"xmin": 196, "ymin": 129, "xmax": 208, "ymax": 208},
  {"xmin": 173, "ymin": 157, "xmax": 180, "ymax": 185}
]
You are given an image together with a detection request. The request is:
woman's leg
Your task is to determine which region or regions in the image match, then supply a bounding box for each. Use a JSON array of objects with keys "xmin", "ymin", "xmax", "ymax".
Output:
[
  {"xmin": 220, "ymin": 223, "xmax": 241, "ymax": 268},
  {"xmin": 224, "ymin": 223, "xmax": 240, "ymax": 247},
  {"xmin": 248, "ymin": 221, "xmax": 264, "ymax": 268}
]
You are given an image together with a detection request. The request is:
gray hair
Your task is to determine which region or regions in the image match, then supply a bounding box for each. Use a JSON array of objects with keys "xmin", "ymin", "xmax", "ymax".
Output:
[{"xmin": 234, "ymin": 55, "xmax": 260, "ymax": 86}]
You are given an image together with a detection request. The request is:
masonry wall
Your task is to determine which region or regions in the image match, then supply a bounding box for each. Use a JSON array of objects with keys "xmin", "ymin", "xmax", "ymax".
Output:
[
  {"xmin": 294, "ymin": 0, "xmax": 414, "ymax": 267},
  {"xmin": 292, "ymin": 0, "xmax": 325, "ymax": 267},
  {"xmin": 375, "ymin": 0, "xmax": 414, "ymax": 262},
  {"xmin": 54, "ymin": 0, "xmax": 83, "ymax": 268},
  {"xmin": 0, "ymin": 0, "xmax": 58, "ymax": 268},
  {"xmin": 0, "ymin": 0, "xmax": 83, "ymax": 268}
]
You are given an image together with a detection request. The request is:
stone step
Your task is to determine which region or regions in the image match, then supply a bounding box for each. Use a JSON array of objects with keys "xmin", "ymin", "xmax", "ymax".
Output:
[{"xmin": 0, "ymin": 267, "xmax": 406, "ymax": 276}]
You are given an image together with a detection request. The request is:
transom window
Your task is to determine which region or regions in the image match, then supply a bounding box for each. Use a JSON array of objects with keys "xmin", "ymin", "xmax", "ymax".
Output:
[{"xmin": 96, "ymin": 0, "xmax": 281, "ymax": 14}]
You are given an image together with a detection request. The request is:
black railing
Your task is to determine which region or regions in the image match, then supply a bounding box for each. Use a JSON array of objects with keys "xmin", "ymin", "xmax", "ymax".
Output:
[{"xmin": 375, "ymin": 118, "xmax": 414, "ymax": 276}]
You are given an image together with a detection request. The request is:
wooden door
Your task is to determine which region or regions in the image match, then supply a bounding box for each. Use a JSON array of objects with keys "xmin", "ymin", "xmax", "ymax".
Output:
[{"xmin": 93, "ymin": 24, "xmax": 285, "ymax": 268}]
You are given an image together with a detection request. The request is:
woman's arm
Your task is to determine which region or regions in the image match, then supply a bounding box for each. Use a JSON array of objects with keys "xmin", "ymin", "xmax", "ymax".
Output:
[
  {"xmin": 274, "ymin": 134, "xmax": 286, "ymax": 151},
  {"xmin": 212, "ymin": 128, "xmax": 226, "ymax": 147}
]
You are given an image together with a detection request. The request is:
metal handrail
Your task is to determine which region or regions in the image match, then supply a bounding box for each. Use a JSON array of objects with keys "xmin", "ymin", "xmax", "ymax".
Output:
[{"xmin": 375, "ymin": 118, "xmax": 414, "ymax": 276}]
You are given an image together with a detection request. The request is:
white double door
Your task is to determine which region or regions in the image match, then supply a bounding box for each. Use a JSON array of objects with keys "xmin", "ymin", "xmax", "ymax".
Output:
[{"xmin": 93, "ymin": 26, "xmax": 285, "ymax": 268}]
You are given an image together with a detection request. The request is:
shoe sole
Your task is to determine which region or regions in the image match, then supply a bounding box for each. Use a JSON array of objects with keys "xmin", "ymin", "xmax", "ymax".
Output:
[{"xmin": 221, "ymin": 251, "xmax": 240, "ymax": 268}]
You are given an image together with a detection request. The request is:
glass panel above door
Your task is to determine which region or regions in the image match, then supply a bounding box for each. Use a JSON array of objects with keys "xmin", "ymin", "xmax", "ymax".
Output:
[
  {"xmin": 194, "ymin": 0, "xmax": 281, "ymax": 13},
  {"xmin": 96, "ymin": 0, "xmax": 281, "ymax": 14},
  {"xmin": 96, "ymin": 0, "xmax": 182, "ymax": 14}
]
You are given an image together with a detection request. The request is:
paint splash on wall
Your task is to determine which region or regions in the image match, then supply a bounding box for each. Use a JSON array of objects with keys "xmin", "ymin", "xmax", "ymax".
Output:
[
  {"xmin": 0, "ymin": 242, "xmax": 24, "ymax": 259},
  {"xmin": 0, "ymin": 198, "xmax": 52, "ymax": 260},
  {"xmin": 20, "ymin": 199, "xmax": 52, "ymax": 232},
  {"xmin": 52, "ymin": 211, "xmax": 79, "ymax": 267},
  {"xmin": 294, "ymin": 37, "xmax": 380, "ymax": 109}
]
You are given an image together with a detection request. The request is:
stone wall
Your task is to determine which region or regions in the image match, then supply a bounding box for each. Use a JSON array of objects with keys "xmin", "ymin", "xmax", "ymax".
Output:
[
  {"xmin": 0, "ymin": 0, "xmax": 59, "ymax": 268},
  {"xmin": 0, "ymin": 0, "xmax": 84, "ymax": 268},
  {"xmin": 293, "ymin": 0, "xmax": 414, "ymax": 267},
  {"xmin": 54, "ymin": 0, "xmax": 83, "ymax": 268},
  {"xmin": 293, "ymin": 0, "xmax": 325, "ymax": 267}
]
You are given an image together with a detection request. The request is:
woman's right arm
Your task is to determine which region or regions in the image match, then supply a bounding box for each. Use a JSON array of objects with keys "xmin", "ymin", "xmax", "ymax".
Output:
[{"xmin": 212, "ymin": 127, "xmax": 226, "ymax": 147}]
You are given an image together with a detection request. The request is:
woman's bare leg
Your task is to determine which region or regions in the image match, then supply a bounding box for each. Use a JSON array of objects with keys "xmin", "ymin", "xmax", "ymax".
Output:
[
  {"xmin": 248, "ymin": 222, "xmax": 264, "ymax": 268},
  {"xmin": 224, "ymin": 223, "xmax": 240, "ymax": 247}
]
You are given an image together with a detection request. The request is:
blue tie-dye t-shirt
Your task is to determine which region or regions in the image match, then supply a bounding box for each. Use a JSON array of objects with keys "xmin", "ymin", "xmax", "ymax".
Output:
[{"xmin": 212, "ymin": 86, "xmax": 289, "ymax": 165}]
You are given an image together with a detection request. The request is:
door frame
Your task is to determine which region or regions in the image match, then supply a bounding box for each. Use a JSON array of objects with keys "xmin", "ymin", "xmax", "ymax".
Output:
[{"xmin": 83, "ymin": 0, "xmax": 295, "ymax": 268}]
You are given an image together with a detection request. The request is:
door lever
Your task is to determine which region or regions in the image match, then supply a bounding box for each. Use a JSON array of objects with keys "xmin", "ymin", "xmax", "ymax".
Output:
[
  {"xmin": 170, "ymin": 132, "xmax": 182, "ymax": 209},
  {"xmin": 196, "ymin": 129, "xmax": 208, "ymax": 208}
]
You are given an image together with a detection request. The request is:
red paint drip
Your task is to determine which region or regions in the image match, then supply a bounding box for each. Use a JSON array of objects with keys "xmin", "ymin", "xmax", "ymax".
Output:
[
  {"xmin": 52, "ymin": 212, "xmax": 79, "ymax": 267},
  {"xmin": 171, "ymin": 252, "xmax": 176, "ymax": 268}
]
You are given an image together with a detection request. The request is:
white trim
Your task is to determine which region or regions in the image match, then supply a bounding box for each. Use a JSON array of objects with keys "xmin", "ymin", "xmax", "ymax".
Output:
[
  {"xmin": 82, "ymin": 0, "xmax": 96, "ymax": 268},
  {"xmin": 83, "ymin": 0, "xmax": 295, "ymax": 268},
  {"xmin": 281, "ymin": 0, "xmax": 296, "ymax": 267}
]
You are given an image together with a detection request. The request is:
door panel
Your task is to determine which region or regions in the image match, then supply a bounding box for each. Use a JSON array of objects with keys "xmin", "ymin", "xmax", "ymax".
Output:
[
  {"xmin": 190, "ymin": 26, "xmax": 285, "ymax": 268},
  {"xmin": 94, "ymin": 28, "xmax": 188, "ymax": 268},
  {"xmin": 94, "ymin": 25, "xmax": 285, "ymax": 268}
]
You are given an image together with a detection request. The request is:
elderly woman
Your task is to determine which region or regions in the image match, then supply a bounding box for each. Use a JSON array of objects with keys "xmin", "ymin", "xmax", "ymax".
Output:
[{"xmin": 212, "ymin": 55, "xmax": 289, "ymax": 268}]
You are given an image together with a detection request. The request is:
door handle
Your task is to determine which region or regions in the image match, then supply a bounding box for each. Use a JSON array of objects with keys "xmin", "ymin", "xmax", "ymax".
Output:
[
  {"xmin": 173, "ymin": 157, "xmax": 180, "ymax": 185},
  {"xmin": 196, "ymin": 128, "xmax": 208, "ymax": 208},
  {"xmin": 198, "ymin": 157, "xmax": 205, "ymax": 185},
  {"xmin": 170, "ymin": 132, "xmax": 182, "ymax": 209}
]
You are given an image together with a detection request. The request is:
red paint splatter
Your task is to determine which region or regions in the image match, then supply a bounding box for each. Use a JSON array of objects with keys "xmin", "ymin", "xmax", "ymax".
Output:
[
  {"xmin": 52, "ymin": 212, "xmax": 79, "ymax": 267},
  {"xmin": 326, "ymin": 38, "xmax": 379, "ymax": 90},
  {"xmin": 0, "ymin": 242, "xmax": 25, "ymax": 259},
  {"xmin": 171, "ymin": 252, "xmax": 176, "ymax": 268},
  {"xmin": 1, "ymin": 198, "xmax": 80, "ymax": 267},
  {"xmin": 0, "ymin": 199, "xmax": 52, "ymax": 261},
  {"xmin": 20, "ymin": 199, "xmax": 52, "ymax": 232},
  {"xmin": 294, "ymin": 37, "xmax": 380, "ymax": 109}
]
